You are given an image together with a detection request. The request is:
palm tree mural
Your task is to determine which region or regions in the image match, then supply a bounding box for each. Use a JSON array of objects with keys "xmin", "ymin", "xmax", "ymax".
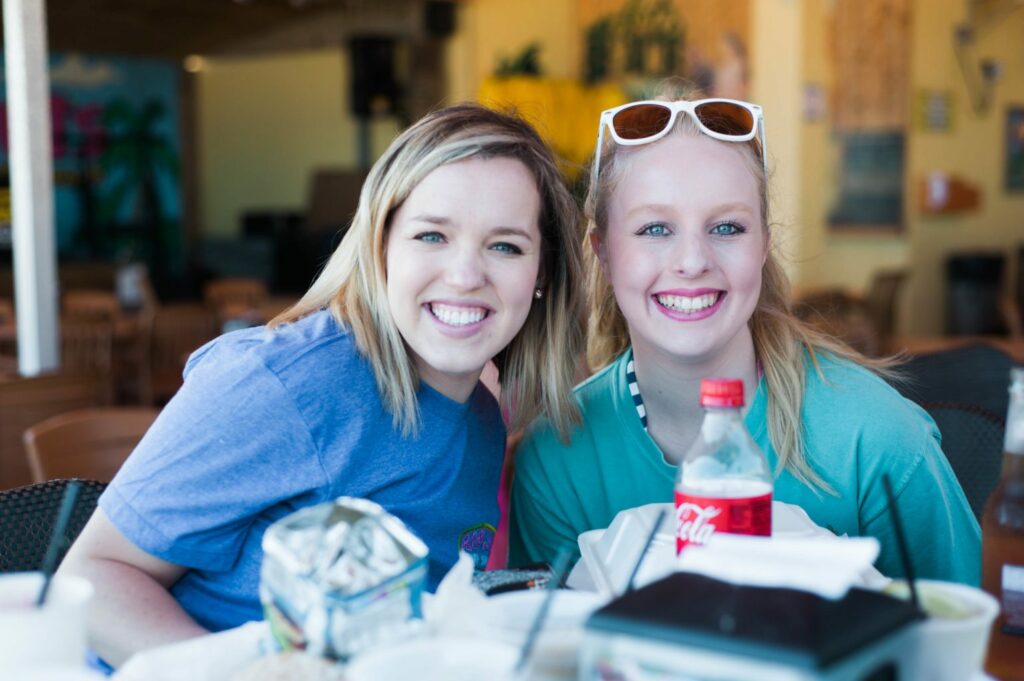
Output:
[{"xmin": 98, "ymin": 98, "xmax": 180, "ymax": 279}]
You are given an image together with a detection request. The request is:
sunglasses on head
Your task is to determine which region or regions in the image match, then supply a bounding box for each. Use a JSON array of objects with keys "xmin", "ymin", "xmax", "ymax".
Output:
[{"xmin": 591, "ymin": 98, "xmax": 767, "ymax": 184}]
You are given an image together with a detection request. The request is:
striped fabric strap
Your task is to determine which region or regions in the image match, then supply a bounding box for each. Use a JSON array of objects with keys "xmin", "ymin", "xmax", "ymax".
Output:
[{"xmin": 625, "ymin": 351, "xmax": 648, "ymax": 431}]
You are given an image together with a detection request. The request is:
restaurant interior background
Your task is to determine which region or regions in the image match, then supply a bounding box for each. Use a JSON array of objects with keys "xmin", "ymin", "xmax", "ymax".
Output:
[
  {"xmin": 0, "ymin": 0, "xmax": 1019, "ymax": 331},
  {"xmin": 0, "ymin": 0, "xmax": 1022, "ymax": 490},
  {"xmin": 1, "ymin": 6, "xmax": 1023, "ymax": 678}
]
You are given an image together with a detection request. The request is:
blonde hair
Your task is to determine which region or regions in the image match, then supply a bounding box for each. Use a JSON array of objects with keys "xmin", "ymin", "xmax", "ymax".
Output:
[
  {"xmin": 584, "ymin": 85, "xmax": 895, "ymax": 492},
  {"xmin": 274, "ymin": 104, "xmax": 584, "ymax": 440}
]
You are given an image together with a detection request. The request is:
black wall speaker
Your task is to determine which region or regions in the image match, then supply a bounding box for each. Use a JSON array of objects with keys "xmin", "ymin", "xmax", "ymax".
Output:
[
  {"xmin": 349, "ymin": 36, "xmax": 400, "ymax": 117},
  {"xmin": 424, "ymin": 1, "xmax": 456, "ymax": 38}
]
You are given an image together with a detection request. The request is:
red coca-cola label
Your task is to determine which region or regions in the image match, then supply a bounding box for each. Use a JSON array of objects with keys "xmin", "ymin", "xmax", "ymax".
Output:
[{"xmin": 674, "ymin": 490, "xmax": 772, "ymax": 554}]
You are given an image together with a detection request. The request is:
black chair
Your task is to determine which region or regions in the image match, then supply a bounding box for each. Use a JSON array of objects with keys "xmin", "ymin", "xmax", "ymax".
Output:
[
  {"xmin": 0, "ymin": 478, "xmax": 106, "ymax": 572},
  {"xmin": 923, "ymin": 402, "xmax": 1004, "ymax": 522},
  {"xmin": 899, "ymin": 343, "xmax": 1015, "ymax": 419}
]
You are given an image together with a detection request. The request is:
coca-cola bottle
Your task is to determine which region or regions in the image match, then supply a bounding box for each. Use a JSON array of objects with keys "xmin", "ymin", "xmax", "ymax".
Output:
[
  {"xmin": 675, "ymin": 378, "xmax": 772, "ymax": 554},
  {"xmin": 982, "ymin": 367, "xmax": 1024, "ymax": 680}
]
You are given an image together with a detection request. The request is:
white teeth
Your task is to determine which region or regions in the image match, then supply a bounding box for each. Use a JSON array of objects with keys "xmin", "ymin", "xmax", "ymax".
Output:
[
  {"xmin": 656, "ymin": 293, "xmax": 719, "ymax": 313},
  {"xmin": 430, "ymin": 303, "xmax": 487, "ymax": 327}
]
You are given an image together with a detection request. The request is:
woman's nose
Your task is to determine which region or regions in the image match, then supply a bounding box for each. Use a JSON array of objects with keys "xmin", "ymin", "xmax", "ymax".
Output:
[
  {"xmin": 673, "ymin": 233, "xmax": 711, "ymax": 278},
  {"xmin": 444, "ymin": 247, "xmax": 487, "ymax": 291}
]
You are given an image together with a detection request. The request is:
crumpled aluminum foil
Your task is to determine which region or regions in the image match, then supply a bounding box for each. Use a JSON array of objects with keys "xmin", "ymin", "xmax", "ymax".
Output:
[{"xmin": 259, "ymin": 497, "xmax": 429, "ymax": 660}]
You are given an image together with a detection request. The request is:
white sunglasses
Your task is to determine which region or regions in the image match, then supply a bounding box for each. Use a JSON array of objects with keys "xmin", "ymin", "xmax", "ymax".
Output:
[{"xmin": 591, "ymin": 98, "xmax": 768, "ymax": 184}]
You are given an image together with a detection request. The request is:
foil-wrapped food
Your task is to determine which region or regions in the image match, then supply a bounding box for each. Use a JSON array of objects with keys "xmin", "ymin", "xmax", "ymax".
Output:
[{"xmin": 259, "ymin": 497, "xmax": 429, "ymax": 661}]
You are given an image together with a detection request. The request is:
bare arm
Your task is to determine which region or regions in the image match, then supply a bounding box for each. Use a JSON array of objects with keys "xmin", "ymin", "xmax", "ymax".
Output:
[{"xmin": 56, "ymin": 508, "xmax": 210, "ymax": 668}]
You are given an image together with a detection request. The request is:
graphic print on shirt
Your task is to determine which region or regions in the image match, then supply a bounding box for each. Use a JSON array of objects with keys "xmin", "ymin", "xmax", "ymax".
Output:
[{"xmin": 459, "ymin": 523, "xmax": 496, "ymax": 570}]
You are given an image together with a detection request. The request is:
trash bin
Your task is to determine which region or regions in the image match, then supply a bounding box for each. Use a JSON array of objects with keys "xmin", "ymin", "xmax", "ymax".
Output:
[{"xmin": 946, "ymin": 253, "xmax": 1005, "ymax": 335}]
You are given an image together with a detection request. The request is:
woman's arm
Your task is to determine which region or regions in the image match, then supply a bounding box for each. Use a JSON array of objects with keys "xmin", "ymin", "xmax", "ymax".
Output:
[{"xmin": 57, "ymin": 509, "xmax": 209, "ymax": 668}]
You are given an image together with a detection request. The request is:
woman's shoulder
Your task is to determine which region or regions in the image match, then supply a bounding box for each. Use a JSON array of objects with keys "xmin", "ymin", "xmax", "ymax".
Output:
[
  {"xmin": 518, "ymin": 353, "xmax": 629, "ymax": 463},
  {"xmin": 186, "ymin": 310, "xmax": 361, "ymax": 380},
  {"xmin": 801, "ymin": 349, "xmax": 937, "ymax": 442}
]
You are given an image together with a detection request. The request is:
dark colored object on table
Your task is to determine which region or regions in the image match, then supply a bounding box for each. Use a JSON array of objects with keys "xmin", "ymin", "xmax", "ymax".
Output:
[
  {"xmin": 626, "ymin": 508, "xmax": 667, "ymax": 593},
  {"xmin": 881, "ymin": 473, "xmax": 920, "ymax": 612},
  {"xmin": 514, "ymin": 549, "xmax": 571, "ymax": 675},
  {"xmin": 36, "ymin": 480, "xmax": 82, "ymax": 606},
  {"xmin": 586, "ymin": 572, "xmax": 921, "ymax": 671},
  {"xmin": 475, "ymin": 567, "xmax": 553, "ymax": 595},
  {"xmin": 0, "ymin": 478, "xmax": 106, "ymax": 572}
]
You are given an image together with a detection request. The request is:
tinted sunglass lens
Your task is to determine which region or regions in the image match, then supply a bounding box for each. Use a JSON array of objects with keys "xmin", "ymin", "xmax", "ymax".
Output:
[
  {"xmin": 611, "ymin": 104, "xmax": 672, "ymax": 140},
  {"xmin": 694, "ymin": 102, "xmax": 755, "ymax": 137}
]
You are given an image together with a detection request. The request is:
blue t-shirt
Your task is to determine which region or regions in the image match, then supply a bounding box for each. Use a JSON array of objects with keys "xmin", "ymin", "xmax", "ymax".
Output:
[{"xmin": 100, "ymin": 310, "xmax": 505, "ymax": 632}]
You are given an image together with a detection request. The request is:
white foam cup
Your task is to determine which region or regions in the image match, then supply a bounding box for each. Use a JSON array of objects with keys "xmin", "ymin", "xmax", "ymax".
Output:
[
  {"xmin": 346, "ymin": 636, "xmax": 519, "ymax": 681},
  {"xmin": 0, "ymin": 572, "xmax": 94, "ymax": 672},
  {"xmin": 889, "ymin": 579, "xmax": 999, "ymax": 681}
]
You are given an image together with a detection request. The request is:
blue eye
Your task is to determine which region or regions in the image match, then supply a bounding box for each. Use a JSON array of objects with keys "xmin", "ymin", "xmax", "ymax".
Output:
[
  {"xmin": 415, "ymin": 231, "xmax": 444, "ymax": 243},
  {"xmin": 710, "ymin": 222, "xmax": 745, "ymax": 236},
  {"xmin": 638, "ymin": 223, "xmax": 670, "ymax": 237},
  {"xmin": 491, "ymin": 242, "xmax": 524, "ymax": 255}
]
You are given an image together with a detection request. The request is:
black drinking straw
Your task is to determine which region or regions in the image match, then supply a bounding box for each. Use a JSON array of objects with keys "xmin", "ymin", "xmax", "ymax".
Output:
[
  {"xmin": 625, "ymin": 508, "xmax": 667, "ymax": 593},
  {"xmin": 882, "ymin": 473, "xmax": 921, "ymax": 612},
  {"xmin": 513, "ymin": 548, "xmax": 571, "ymax": 676},
  {"xmin": 36, "ymin": 480, "xmax": 81, "ymax": 607}
]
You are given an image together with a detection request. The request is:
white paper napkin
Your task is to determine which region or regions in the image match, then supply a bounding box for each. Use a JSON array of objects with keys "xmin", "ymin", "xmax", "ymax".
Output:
[
  {"xmin": 421, "ymin": 552, "xmax": 491, "ymax": 637},
  {"xmin": 676, "ymin": 533, "xmax": 881, "ymax": 599},
  {"xmin": 112, "ymin": 621, "xmax": 272, "ymax": 681}
]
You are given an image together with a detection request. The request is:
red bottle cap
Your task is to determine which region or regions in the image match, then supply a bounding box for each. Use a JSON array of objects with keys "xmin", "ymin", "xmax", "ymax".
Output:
[{"xmin": 700, "ymin": 378, "xmax": 745, "ymax": 408}]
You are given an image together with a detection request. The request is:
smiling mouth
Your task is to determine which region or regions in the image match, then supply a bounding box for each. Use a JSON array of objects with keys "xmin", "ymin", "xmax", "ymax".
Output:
[
  {"xmin": 655, "ymin": 292, "xmax": 722, "ymax": 313},
  {"xmin": 428, "ymin": 303, "xmax": 490, "ymax": 327}
]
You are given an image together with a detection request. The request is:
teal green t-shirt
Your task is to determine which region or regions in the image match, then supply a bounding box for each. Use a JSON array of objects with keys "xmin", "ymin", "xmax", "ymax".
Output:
[{"xmin": 509, "ymin": 350, "xmax": 981, "ymax": 585}]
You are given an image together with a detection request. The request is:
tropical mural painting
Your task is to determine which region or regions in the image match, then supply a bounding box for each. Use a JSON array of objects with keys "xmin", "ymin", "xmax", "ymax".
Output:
[{"xmin": 0, "ymin": 53, "xmax": 182, "ymax": 275}]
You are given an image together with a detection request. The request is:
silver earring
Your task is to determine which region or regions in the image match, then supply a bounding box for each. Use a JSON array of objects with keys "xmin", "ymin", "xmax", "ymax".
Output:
[{"xmin": 534, "ymin": 288, "xmax": 543, "ymax": 299}]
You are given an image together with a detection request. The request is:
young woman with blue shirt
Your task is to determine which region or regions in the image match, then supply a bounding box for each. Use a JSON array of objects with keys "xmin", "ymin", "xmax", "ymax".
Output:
[
  {"xmin": 59, "ymin": 105, "xmax": 585, "ymax": 667},
  {"xmin": 509, "ymin": 87, "xmax": 980, "ymax": 585}
]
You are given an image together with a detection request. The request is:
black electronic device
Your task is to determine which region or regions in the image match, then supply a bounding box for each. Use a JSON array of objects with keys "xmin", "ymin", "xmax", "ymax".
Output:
[{"xmin": 580, "ymin": 572, "xmax": 923, "ymax": 680}]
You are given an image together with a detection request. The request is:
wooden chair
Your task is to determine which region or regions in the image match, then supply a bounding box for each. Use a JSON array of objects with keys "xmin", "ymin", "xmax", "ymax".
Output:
[
  {"xmin": 203, "ymin": 278, "xmax": 268, "ymax": 319},
  {"xmin": 63, "ymin": 288, "xmax": 156, "ymax": 405},
  {"xmin": 0, "ymin": 298, "xmax": 15, "ymax": 375},
  {"xmin": 0, "ymin": 298, "xmax": 13, "ymax": 327},
  {"xmin": 0, "ymin": 478, "xmax": 107, "ymax": 572},
  {"xmin": 23, "ymin": 407, "xmax": 158, "ymax": 483},
  {"xmin": 863, "ymin": 269, "xmax": 907, "ymax": 353},
  {"xmin": 794, "ymin": 269, "xmax": 907, "ymax": 357},
  {"xmin": 793, "ymin": 288, "xmax": 878, "ymax": 356},
  {"xmin": 61, "ymin": 318, "xmax": 115, "ymax": 378},
  {"xmin": 63, "ymin": 289, "xmax": 121, "ymax": 322},
  {"xmin": 256, "ymin": 296, "xmax": 298, "ymax": 325},
  {"xmin": 0, "ymin": 373, "xmax": 110, "ymax": 489},
  {"xmin": 150, "ymin": 303, "xmax": 219, "ymax": 404}
]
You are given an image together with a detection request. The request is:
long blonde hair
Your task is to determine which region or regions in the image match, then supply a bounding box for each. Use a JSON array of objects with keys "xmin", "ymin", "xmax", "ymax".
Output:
[
  {"xmin": 585, "ymin": 88, "xmax": 895, "ymax": 492},
  {"xmin": 274, "ymin": 104, "xmax": 584, "ymax": 440}
]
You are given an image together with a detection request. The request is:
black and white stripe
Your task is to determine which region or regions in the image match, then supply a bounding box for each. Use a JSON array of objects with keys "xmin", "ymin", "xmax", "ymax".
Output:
[{"xmin": 625, "ymin": 352, "xmax": 647, "ymax": 431}]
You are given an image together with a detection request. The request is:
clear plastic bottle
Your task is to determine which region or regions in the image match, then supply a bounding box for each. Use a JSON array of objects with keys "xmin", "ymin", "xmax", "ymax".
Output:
[
  {"xmin": 981, "ymin": 367, "xmax": 1024, "ymax": 679},
  {"xmin": 674, "ymin": 378, "xmax": 773, "ymax": 554}
]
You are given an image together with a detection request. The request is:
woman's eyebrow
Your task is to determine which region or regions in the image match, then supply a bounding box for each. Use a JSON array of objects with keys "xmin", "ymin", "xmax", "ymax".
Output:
[
  {"xmin": 711, "ymin": 202, "xmax": 758, "ymax": 215},
  {"xmin": 408, "ymin": 213, "xmax": 450, "ymax": 225},
  {"xmin": 490, "ymin": 226, "xmax": 536, "ymax": 240}
]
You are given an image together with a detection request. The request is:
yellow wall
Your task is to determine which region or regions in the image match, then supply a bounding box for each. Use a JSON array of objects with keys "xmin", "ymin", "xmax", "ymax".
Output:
[
  {"xmin": 447, "ymin": 0, "xmax": 579, "ymax": 102},
  {"xmin": 903, "ymin": 2, "xmax": 1024, "ymax": 335},
  {"xmin": 750, "ymin": 0, "xmax": 803, "ymax": 283},
  {"xmin": 197, "ymin": 49, "xmax": 399, "ymax": 237},
  {"xmin": 795, "ymin": 0, "xmax": 1024, "ymax": 335}
]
